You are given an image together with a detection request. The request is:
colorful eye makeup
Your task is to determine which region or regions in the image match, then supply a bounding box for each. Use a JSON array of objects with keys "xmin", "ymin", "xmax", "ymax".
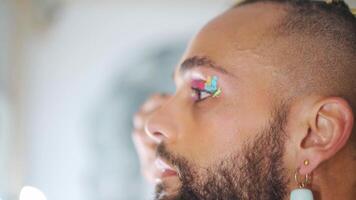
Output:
[{"xmin": 191, "ymin": 75, "xmax": 222, "ymax": 101}]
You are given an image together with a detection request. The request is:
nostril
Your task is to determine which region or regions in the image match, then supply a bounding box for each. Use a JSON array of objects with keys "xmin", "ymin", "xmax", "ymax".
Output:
[
  {"xmin": 144, "ymin": 111, "xmax": 173, "ymax": 143},
  {"xmin": 149, "ymin": 131, "xmax": 164, "ymax": 143}
]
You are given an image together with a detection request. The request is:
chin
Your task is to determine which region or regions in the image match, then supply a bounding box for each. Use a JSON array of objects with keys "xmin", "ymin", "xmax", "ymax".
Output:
[{"xmin": 155, "ymin": 181, "xmax": 181, "ymax": 200}]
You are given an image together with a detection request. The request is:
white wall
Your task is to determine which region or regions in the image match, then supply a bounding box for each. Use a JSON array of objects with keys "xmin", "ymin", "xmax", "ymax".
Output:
[
  {"xmin": 20, "ymin": 1, "xmax": 229, "ymax": 200},
  {"xmin": 0, "ymin": 1, "xmax": 18, "ymax": 199}
]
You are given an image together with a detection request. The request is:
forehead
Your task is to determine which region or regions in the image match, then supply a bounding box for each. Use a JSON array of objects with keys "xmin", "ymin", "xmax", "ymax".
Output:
[{"xmin": 177, "ymin": 3, "xmax": 287, "ymax": 78}]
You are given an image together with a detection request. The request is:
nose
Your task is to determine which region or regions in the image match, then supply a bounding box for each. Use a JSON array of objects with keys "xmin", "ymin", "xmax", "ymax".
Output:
[{"xmin": 145, "ymin": 104, "xmax": 177, "ymax": 144}]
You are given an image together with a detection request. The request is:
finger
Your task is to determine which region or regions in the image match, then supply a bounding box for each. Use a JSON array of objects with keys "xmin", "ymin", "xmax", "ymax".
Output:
[
  {"xmin": 133, "ymin": 111, "xmax": 148, "ymax": 130},
  {"xmin": 143, "ymin": 161, "xmax": 161, "ymax": 183},
  {"xmin": 133, "ymin": 94, "xmax": 171, "ymax": 129},
  {"xmin": 134, "ymin": 144, "xmax": 160, "ymax": 183},
  {"xmin": 141, "ymin": 93, "xmax": 171, "ymax": 113},
  {"xmin": 132, "ymin": 130, "xmax": 157, "ymax": 149}
]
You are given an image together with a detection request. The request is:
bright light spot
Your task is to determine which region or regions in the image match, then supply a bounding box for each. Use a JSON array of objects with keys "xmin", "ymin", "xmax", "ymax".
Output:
[{"xmin": 19, "ymin": 186, "xmax": 47, "ymax": 200}]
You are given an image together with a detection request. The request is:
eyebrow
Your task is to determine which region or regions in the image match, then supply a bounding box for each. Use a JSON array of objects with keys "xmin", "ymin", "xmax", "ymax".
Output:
[{"xmin": 179, "ymin": 56, "xmax": 230, "ymax": 75}]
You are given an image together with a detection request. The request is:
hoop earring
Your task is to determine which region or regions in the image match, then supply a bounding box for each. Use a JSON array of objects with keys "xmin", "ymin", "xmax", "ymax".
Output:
[{"xmin": 290, "ymin": 160, "xmax": 314, "ymax": 200}]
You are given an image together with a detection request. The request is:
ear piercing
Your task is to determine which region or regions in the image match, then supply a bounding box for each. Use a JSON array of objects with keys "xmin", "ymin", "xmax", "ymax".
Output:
[{"xmin": 290, "ymin": 159, "xmax": 314, "ymax": 200}]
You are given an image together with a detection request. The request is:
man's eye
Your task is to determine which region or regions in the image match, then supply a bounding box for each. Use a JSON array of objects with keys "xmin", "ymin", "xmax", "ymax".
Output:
[{"xmin": 192, "ymin": 88, "xmax": 212, "ymax": 102}]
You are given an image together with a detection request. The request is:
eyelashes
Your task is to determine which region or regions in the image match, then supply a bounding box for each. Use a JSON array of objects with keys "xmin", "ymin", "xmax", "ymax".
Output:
[
  {"xmin": 191, "ymin": 76, "xmax": 222, "ymax": 102},
  {"xmin": 191, "ymin": 87, "xmax": 212, "ymax": 102}
]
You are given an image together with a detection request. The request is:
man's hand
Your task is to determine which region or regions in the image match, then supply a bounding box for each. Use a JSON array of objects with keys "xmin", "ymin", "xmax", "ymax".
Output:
[{"xmin": 132, "ymin": 94, "xmax": 171, "ymax": 183}]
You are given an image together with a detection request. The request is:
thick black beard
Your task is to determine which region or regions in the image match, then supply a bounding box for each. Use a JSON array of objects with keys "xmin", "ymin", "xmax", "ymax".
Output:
[{"xmin": 155, "ymin": 105, "xmax": 290, "ymax": 200}]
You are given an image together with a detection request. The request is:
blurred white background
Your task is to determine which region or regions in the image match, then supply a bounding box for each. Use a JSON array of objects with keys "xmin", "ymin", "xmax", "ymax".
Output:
[
  {"xmin": 0, "ymin": 0, "xmax": 231, "ymax": 200},
  {"xmin": 0, "ymin": 0, "xmax": 355, "ymax": 200}
]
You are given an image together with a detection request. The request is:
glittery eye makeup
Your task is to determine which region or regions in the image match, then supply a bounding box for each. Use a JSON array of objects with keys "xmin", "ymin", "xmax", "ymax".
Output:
[{"xmin": 191, "ymin": 75, "xmax": 222, "ymax": 102}]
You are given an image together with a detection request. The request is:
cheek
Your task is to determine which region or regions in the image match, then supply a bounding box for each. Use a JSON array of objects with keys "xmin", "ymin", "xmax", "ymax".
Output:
[
  {"xmin": 175, "ymin": 104, "xmax": 247, "ymax": 167},
  {"xmin": 179, "ymin": 99, "xmax": 271, "ymax": 167},
  {"xmin": 171, "ymin": 109, "xmax": 236, "ymax": 167}
]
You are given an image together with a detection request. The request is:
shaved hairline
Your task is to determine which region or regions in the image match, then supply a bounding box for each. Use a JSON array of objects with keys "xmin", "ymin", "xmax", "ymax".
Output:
[{"xmin": 231, "ymin": 0, "xmax": 356, "ymax": 147}]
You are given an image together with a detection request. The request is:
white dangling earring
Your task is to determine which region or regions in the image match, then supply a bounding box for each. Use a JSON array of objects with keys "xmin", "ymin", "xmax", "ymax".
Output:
[{"xmin": 290, "ymin": 159, "xmax": 314, "ymax": 200}]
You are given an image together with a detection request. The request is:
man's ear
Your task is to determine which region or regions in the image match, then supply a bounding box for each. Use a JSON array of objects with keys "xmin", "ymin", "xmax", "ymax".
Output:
[{"xmin": 298, "ymin": 97, "xmax": 354, "ymax": 175}]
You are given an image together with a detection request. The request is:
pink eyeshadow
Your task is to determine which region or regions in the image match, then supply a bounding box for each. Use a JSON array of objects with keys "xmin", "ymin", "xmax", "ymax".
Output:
[{"xmin": 191, "ymin": 80, "xmax": 205, "ymax": 90}]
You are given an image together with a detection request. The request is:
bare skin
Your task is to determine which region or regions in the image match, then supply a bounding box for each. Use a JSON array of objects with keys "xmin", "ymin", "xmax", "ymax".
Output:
[{"xmin": 133, "ymin": 2, "xmax": 356, "ymax": 200}]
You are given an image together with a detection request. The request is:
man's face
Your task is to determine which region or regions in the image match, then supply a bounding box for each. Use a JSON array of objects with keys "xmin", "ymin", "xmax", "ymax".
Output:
[{"xmin": 146, "ymin": 3, "xmax": 294, "ymax": 200}]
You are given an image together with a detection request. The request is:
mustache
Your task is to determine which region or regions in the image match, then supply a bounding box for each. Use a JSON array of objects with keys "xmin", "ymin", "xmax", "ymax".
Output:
[
  {"xmin": 156, "ymin": 143, "xmax": 190, "ymax": 177},
  {"xmin": 156, "ymin": 143, "xmax": 178, "ymax": 166}
]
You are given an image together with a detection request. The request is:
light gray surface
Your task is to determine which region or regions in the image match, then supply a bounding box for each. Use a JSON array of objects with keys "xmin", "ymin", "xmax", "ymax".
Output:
[
  {"xmin": 9, "ymin": 1, "xmax": 228, "ymax": 200},
  {"xmin": 0, "ymin": 1, "xmax": 12, "ymax": 199}
]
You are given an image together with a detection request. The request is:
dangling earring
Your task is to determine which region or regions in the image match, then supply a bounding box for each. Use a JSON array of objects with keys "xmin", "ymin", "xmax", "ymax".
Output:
[{"xmin": 290, "ymin": 159, "xmax": 314, "ymax": 200}]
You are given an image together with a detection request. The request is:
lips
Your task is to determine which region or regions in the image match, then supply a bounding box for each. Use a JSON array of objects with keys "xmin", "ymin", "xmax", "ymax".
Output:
[{"xmin": 155, "ymin": 158, "xmax": 178, "ymax": 179}]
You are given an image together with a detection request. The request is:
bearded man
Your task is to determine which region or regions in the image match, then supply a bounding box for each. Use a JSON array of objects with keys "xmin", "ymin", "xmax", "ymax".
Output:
[{"xmin": 132, "ymin": 0, "xmax": 356, "ymax": 199}]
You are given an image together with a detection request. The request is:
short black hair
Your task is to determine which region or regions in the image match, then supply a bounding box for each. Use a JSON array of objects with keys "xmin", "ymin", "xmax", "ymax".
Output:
[
  {"xmin": 236, "ymin": 0, "xmax": 355, "ymax": 15},
  {"xmin": 234, "ymin": 0, "xmax": 356, "ymax": 50},
  {"xmin": 233, "ymin": 0, "xmax": 356, "ymax": 105},
  {"xmin": 233, "ymin": 0, "xmax": 356, "ymax": 146}
]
